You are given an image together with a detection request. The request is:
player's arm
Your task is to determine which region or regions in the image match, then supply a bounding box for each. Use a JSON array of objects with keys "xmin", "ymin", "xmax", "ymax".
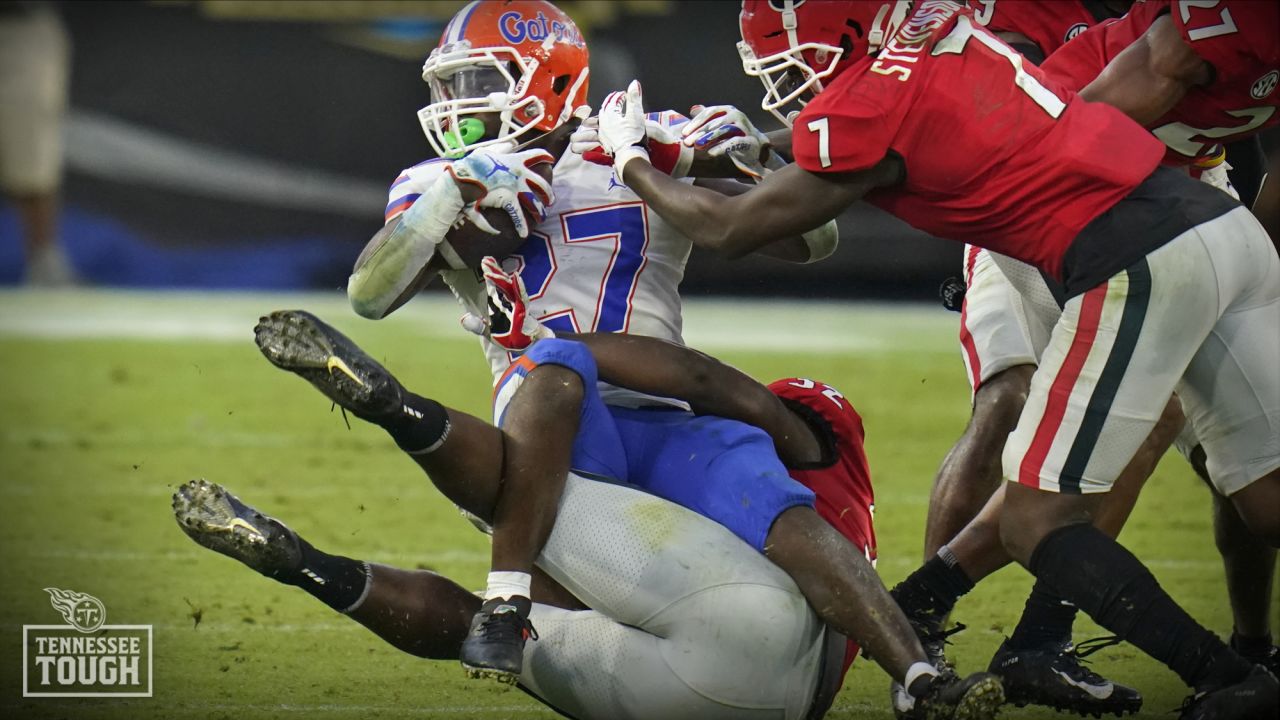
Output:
[
  {"xmin": 1079, "ymin": 14, "xmax": 1212, "ymax": 126},
  {"xmin": 693, "ymin": 176, "xmax": 835, "ymax": 263},
  {"xmin": 624, "ymin": 159, "xmax": 893, "ymax": 260},
  {"xmin": 560, "ymin": 332, "xmax": 824, "ymax": 466}
]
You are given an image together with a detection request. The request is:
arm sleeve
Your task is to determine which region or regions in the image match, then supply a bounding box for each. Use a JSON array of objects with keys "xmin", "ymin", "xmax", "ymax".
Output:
[
  {"xmin": 384, "ymin": 158, "xmax": 450, "ymax": 223},
  {"xmin": 1171, "ymin": 0, "xmax": 1272, "ymax": 85}
]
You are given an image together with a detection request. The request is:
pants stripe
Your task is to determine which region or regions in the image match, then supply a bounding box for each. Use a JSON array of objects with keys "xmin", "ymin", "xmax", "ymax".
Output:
[
  {"xmin": 959, "ymin": 246, "xmax": 983, "ymax": 390},
  {"xmin": 1018, "ymin": 281, "xmax": 1110, "ymax": 488},
  {"xmin": 1058, "ymin": 260, "xmax": 1152, "ymax": 493}
]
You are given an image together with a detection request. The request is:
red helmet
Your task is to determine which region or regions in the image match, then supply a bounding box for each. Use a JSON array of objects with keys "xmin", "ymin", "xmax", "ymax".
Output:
[
  {"xmin": 738, "ymin": 0, "xmax": 911, "ymax": 125},
  {"xmin": 419, "ymin": 1, "xmax": 590, "ymax": 158}
]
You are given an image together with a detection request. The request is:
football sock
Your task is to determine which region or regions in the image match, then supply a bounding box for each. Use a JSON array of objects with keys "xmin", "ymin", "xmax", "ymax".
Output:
[
  {"xmin": 380, "ymin": 392, "xmax": 451, "ymax": 455},
  {"xmin": 1230, "ymin": 631, "xmax": 1274, "ymax": 658},
  {"xmin": 892, "ymin": 547, "xmax": 975, "ymax": 623},
  {"xmin": 904, "ymin": 661, "xmax": 940, "ymax": 698},
  {"xmin": 1030, "ymin": 523, "xmax": 1252, "ymax": 691},
  {"xmin": 1006, "ymin": 578, "xmax": 1079, "ymax": 650},
  {"xmin": 484, "ymin": 571, "xmax": 532, "ymax": 602},
  {"xmin": 279, "ymin": 539, "xmax": 372, "ymax": 614}
]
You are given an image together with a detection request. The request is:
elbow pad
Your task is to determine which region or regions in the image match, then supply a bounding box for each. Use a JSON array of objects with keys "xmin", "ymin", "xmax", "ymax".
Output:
[
  {"xmin": 800, "ymin": 219, "xmax": 839, "ymax": 264},
  {"xmin": 348, "ymin": 175, "xmax": 466, "ymax": 319}
]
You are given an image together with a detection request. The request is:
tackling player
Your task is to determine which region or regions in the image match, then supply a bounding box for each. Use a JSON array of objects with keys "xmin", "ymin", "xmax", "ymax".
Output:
[
  {"xmin": 174, "ymin": 308, "xmax": 999, "ymax": 719},
  {"xmin": 893, "ymin": 3, "xmax": 1280, "ymax": 711},
  {"xmin": 581, "ymin": 1, "xmax": 1279, "ymax": 717}
]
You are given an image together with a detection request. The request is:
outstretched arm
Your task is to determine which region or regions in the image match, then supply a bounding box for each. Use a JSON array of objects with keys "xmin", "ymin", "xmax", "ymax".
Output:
[
  {"xmin": 560, "ymin": 332, "xmax": 823, "ymax": 467},
  {"xmin": 1079, "ymin": 14, "xmax": 1212, "ymax": 127},
  {"xmin": 621, "ymin": 158, "xmax": 896, "ymax": 259}
]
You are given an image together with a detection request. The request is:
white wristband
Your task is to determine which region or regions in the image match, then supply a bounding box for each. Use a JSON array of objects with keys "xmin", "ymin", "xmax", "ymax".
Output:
[{"xmin": 800, "ymin": 218, "xmax": 839, "ymax": 264}]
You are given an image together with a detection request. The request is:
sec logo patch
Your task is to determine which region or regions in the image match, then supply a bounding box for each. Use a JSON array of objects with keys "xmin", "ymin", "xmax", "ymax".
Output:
[
  {"xmin": 1063, "ymin": 23, "xmax": 1089, "ymax": 43},
  {"xmin": 1252, "ymin": 70, "xmax": 1279, "ymax": 100}
]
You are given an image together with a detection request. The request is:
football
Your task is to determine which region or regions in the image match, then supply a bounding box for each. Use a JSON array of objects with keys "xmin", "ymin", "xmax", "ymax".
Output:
[{"xmin": 446, "ymin": 158, "xmax": 556, "ymax": 269}]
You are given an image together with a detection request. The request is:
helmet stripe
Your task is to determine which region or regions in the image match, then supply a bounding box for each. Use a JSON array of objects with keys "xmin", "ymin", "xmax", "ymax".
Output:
[{"xmin": 447, "ymin": 1, "xmax": 482, "ymax": 44}]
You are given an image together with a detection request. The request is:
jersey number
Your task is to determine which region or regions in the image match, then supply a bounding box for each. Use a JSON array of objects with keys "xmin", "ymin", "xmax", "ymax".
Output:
[
  {"xmin": 1152, "ymin": 107, "xmax": 1276, "ymax": 159},
  {"xmin": 806, "ymin": 117, "xmax": 832, "ymax": 169},
  {"xmin": 1178, "ymin": 0, "xmax": 1237, "ymax": 41},
  {"xmin": 788, "ymin": 378, "xmax": 846, "ymax": 410},
  {"xmin": 933, "ymin": 14, "xmax": 1066, "ymax": 119},
  {"xmin": 515, "ymin": 203, "xmax": 650, "ymax": 334}
]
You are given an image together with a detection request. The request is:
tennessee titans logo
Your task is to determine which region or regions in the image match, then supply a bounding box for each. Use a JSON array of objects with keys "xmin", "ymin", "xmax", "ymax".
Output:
[{"xmin": 45, "ymin": 588, "xmax": 106, "ymax": 633}]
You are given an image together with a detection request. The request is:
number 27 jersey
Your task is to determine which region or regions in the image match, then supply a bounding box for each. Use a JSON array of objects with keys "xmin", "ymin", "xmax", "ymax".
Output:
[{"xmin": 385, "ymin": 132, "xmax": 693, "ymax": 383}]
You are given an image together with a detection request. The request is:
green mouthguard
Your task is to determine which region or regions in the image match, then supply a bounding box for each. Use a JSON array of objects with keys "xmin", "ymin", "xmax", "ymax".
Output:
[{"xmin": 443, "ymin": 118, "xmax": 486, "ymax": 157}]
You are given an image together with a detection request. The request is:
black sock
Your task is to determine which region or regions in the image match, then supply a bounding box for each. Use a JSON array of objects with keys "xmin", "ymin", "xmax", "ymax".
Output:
[
  {"xmin": 377, "ymin": 392, "xmax": 451, "ymax": 455},
  {"xmin": 1230, "ymin": 631, "xmax": 1274, "ymax": 658},
  {"xmin": 275, "ymin": 539, "xmax": 372, "ymax": 614},
  {"xmin": 892, "ymin": 548, "xmax": 975, "ymax": 625},
  {"xmin": 1006, "ymin": 578, "xmax": 1079, "ymax": 650},
  {"xmin": 1030, "ymin": 523, "xmax": 1252, "ymax": 691}
]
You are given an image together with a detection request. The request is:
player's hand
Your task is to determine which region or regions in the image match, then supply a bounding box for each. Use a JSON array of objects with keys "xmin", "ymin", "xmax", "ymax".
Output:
[
  {"xmin": 464, "ymin": 257, "xmax": 555, "ymax": 351},
  {"xmin": 572, "ymin": 114, "xmax": 693, "ymax": 178},
  {"xmin": 447, "ymin": 148, "xmax": 555, "ymax": 239},
  {"xmin": 597, "ymin": 80, "xmax": 651, "ymax": 181},
  {"xmin": 682, "ymin": 104, "xmax": 772, "ymax": 182}
]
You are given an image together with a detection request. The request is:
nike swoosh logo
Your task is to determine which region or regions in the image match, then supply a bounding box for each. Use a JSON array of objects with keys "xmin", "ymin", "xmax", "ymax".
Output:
[{"xmin": 1054, "ymin": 670, "xmax": 1114, "ymax": 699}]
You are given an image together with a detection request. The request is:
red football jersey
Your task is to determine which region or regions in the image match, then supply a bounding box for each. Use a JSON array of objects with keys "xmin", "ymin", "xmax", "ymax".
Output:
[
  {"xmin": 1041, "ymin": 0, "xmax": 1280, "ymax": 165},
  {"xmin": 769, "ymin": 377, "xmax": 876, "ymax": 684},
  {"xmin": 969, "ymin": 0, "xmax": 1109, "ymax": 59},
  {"xmin": 792, "ymin": 1, "xmax": 1164, "ymax": 282}
]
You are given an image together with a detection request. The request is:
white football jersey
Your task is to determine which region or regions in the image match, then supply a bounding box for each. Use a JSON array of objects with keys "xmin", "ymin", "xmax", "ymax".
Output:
[{"xmin": 384, "ymin": 119, "xmax": 694, "ymax": 401}]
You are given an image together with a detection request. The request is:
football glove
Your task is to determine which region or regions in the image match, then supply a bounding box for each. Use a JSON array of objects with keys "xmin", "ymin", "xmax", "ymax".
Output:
[
  {"xmin": 572, "ymin": 114, "xmax": 694, "ymax": 178},
  {"xmin": 460, "ymin": 257, "xmax": 555, "ymax": 351},
  {"xmin": 446, "ymin": 148, "xmax": 556, "ymax": 239},
  {"xmin": 681, "ymin": 104, "xmax": 773, "ymax": 182},
  {"xmin": 597, "ymin": 80, "xmax": 651, "ymax": 182}
]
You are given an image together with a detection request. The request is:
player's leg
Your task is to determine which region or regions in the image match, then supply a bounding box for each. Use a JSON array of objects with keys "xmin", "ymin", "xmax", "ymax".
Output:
[{"xmin": 1001, "ymin": 210, "xmax": 1279, "ymax": 715}]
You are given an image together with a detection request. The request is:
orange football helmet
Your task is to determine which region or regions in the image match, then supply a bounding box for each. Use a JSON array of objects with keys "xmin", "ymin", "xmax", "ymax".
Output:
[
  {"xmin": 738, "ymin": 0, "xmax": 911, "ymax": 126},
  {"xmin": 419, "ymin": 0, "xmax": 590, "ymax": 158}
]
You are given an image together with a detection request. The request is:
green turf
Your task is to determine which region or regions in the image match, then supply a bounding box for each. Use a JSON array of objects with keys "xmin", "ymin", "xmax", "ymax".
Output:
[{"xmin": 0, "ymin": 289, "xmax": 1270, "ymax": 719}]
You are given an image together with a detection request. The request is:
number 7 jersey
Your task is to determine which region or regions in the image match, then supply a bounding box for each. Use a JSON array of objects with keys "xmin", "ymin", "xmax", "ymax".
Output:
[{"xmin": 385, "ymin": 133, "xmax": 693, "ymax": 384}]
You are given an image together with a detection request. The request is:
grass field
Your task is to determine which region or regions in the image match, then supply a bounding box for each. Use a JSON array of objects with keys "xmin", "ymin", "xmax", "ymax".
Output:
[{"xmin": 0, "ymin": 288, "xmax": 1270, "ymax": 719}]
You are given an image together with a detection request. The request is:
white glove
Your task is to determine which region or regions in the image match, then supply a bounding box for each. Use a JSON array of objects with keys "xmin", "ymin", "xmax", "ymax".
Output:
[
  {"xmin": 572, "ymin": 114, "xmax": 694, "ymax": 178},
  {"xmin": 459, "ymin": 257, "xmax": 555, "ymax": 351},
  {"xmin": 597, "ymin": 80, "xmax": 651, "ymax": 182},
  {"xmin": 446, "ymin": 147, "xmax": 556, "ymax": 239},
  {"xmin": 682, "ymin": 104, "xmax": 773, "ymax": 182}
]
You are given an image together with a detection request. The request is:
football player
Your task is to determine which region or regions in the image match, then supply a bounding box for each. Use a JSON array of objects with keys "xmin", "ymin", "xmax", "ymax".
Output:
[
  {"xmin": 894, "ymin": 2, "xmax": 1280, "ymax": 711},
  {"xmin": 174, "ymin": 308, "xmax": 1000, "ymax": 719},
  {"xmin": 581, "ymin": 1, "xmax": 1279, "ymax": 717},
  {"xmin": 336, "ymin": 0, "xmax": 996, "ymax": 712}
]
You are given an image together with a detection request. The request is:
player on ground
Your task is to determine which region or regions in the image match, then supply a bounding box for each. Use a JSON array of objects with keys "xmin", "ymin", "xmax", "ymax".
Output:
[
  {"xmin": 347, "ymin": 1, "xmax": 970, "ymax": 703},
  {"xmin": 580, "ymin": 1, "xmax": 1279, "ymax": 717},
  {"xmin": 894, "ymin": 2, "xmax": 1280, "ymax": 708},
  {"xmin": 175, "ymin": 308, "xmax": 1001, "ymax": 719}
]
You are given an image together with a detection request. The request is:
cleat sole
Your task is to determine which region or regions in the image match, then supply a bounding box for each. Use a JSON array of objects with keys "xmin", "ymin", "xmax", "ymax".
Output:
[
  {"xmin": 461, "ymin": 664, "xmax": 519, "ymax": 685},
  {"xmin": 172, "ymin": 479, "xmax": 301, "ymax": 576}
]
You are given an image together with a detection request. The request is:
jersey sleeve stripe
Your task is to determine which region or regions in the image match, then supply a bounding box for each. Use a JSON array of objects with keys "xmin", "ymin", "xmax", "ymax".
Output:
[
  {"xmin": 389, "ymin": 174, "xmax": 412, "ymax": 190},
  {"xmin": 384, "ymin": 194, "xmax": 420, "ymax": 221}
]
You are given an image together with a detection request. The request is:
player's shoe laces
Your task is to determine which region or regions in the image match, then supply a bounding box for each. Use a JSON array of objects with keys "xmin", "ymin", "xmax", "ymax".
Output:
[
  {"xmin": 988, "ymin": 636, "xmax": 1141, "ymax": 717},
  {"xmin": 254, "ymin": 310, "xmax": 404, "ymax": 423},
  {"xmin": 172, "ymin": 479, "xmax": 302, "ymax": 578},
  {"xmin": 1177, "ymin": 665, "xmax": 1278, "ymax": 720},
  {"xmin": 460, "ymin": 596, "xmax": 538, "ymax": 684},
  {"xmin": 896, "ymin": 668, "xmax": 1004, "ymax": 720}
]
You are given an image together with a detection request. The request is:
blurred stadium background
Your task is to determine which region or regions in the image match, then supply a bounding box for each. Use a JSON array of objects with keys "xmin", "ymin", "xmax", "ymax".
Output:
[{"xmin": 0, "ymin": 2, "xmax": 1273, "ymax": 719}]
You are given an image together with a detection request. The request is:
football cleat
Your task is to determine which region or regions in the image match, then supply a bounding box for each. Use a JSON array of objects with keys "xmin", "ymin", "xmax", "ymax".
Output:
[
  {"xmin": 898, "ymin": 668, "xmax": 1004, "ymax": 720},
  {"xmin": 1177, "ymin": 664, "xmax": 1278, "ymax": 720},
  {"xmin": 1230, "ymin": 633, "xmax": 1279, "ymax": 677},
  {"xmin": 989, "ymin": 637, "xmax": 1141, "ymax": 717},
  {"xmin": 459, "ymin": 596, "xmax": 538, "ymax": 684},
  {"xmin": 254, "ymin": 310, "xmax": 404, "ymax": 422},
  {"xmin": 891, "ymin": 612, "xmax": 968, "ymax": 718},
  {"xmin": 172, "ymin": 479, "xmax": 302, "ymax": 578}
]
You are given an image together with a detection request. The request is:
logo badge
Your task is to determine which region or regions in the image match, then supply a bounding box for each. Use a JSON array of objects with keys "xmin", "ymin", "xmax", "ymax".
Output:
[
  {"xmin": 1064, "ymin": 23, "xmax": 1090, "ymax": 43},
  {"xmin": 23, "ymin": 589, "xmax": 153, "ymax": 697},
  {"xmin": 1251, "ymin": 70, "xmax": 1278, "ymax": 100}
]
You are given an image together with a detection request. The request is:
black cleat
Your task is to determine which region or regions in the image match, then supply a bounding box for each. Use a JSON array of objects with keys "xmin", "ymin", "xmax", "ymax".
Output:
[
  {"xmin": 901, "ymin": 668, "xmax": 1005, "ymax": 720},
  {"xmin": 460, "ymin": 596, "xmax": 538, "ymax": 684},
  {"xmin": 254, "ymin": 310, "xmax": 404, "ymax": 422},
  {"xmin": 890, "ymin": 601, "xmax": 967, "ymax": 718},
  {"xmin": 172, "ymin": 479, "xmax": 302, "ymax": 578},
  {"xmin": 1178, "ymin": 665, "xmax": 1278, "ymax": 720},
  {"xmin": 1230, "ymin": 634, "xmax": 1279, "ymax": 677},
  {"xmin": 989, "ymin": 637, "xmax": 1141, "ymax": 717}
]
